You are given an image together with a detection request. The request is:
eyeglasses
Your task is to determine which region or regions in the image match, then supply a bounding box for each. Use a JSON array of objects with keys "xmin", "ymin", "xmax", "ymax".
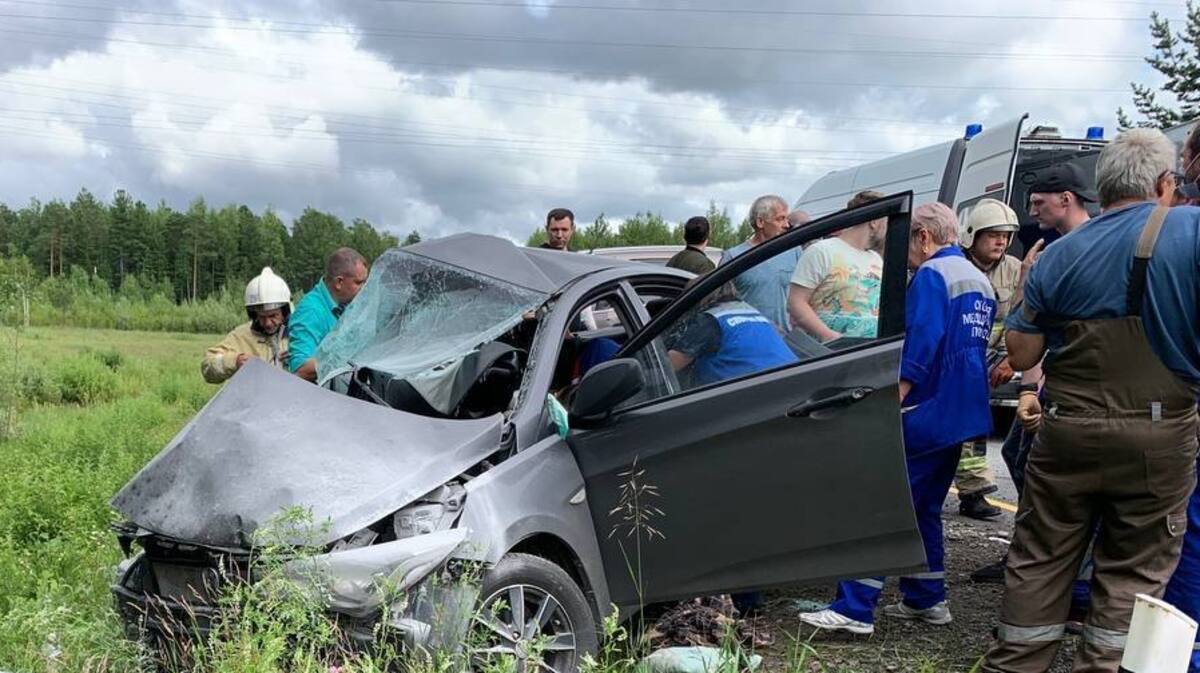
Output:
[
  {"xmin": 1164, "ymin": 169, "xmax": 1200, "ymax": 200},
  {"xmin": 1176, "ymin": 153, "xmax": 1200, "ymax": 200}
]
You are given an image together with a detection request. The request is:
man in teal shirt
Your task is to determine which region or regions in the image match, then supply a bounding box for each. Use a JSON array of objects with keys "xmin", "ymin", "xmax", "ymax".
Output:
[{"xmin": 289, "ymin": 247, "xmax": 369, "ymax": 381}]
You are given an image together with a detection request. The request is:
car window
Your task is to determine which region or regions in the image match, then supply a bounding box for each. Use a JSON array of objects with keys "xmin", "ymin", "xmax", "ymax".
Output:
[
  {"xmin": 549, "ymin": 294, "xmax": 634, "ymax": 400},
  {"xmin": 621, "ymin": 212, "xmax": 902, "ymax": 406}
]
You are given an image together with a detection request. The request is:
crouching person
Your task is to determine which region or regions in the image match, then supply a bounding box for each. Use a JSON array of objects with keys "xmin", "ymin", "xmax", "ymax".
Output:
[
  {"xmin": 201, "ymin": 267, "xmax": 292, "ymax": 384},
  {"xmin": 799, "ymin": 202, "xmax": 995, "ymax": 634}
]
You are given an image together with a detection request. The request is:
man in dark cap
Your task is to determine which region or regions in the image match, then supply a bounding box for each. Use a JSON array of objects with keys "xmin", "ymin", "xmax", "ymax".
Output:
[{"xmin": 1027, "ymin": 163, "xmax": 1096, "ymax": 238}]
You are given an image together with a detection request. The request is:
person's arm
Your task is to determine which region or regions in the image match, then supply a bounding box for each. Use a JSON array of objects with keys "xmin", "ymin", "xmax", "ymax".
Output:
[
  {"xmin": 788, "ymin": 244, "xmax": 840, "ymax": 338},
  {"xmin": 666, "ymin": 315, "xmax": 718, "ymax": 372},
  {"xmin": 787, "ymin": 285, "xmax": 840, "ymax": 342},
  {"xmin": 668, "ymin": 350, "xmax": 695, "ymax": 371},
  {"xmin": 1006, "ymin": 331, "xmax": 1046, "ymax": 372},
  {"xmin": 1013, "ymin": 239, "xmax": 1044, "ymax": 308},
  {"xmin": 200, "ymin": 331, "xmax": 243, "ymax": 384},
  {"xmin": 899, "ymin": 268, "xmax": 949, "ymax": 404},
  {"xmin": 286, "ymin": 307, "xmax": 318, "ymax": 374},
  {"xmin": 294, "ymin": 357, "xmax": 318, "ymax": 382}
]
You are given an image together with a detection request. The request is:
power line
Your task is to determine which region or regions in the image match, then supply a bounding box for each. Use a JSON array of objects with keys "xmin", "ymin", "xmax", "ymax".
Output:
[
  {"xmin": 0, "ymin": 74, "xmax": 969, "ymax": 142},
  {"xmin": 0, "ymin": 31, "xmax": 967, "ymax": 130},
  {"xmin": 0, "ymin": 109, "xmax": 874, "ymax": 173},
  {"xmin": 0, "ymin": 0, "xmax": 1040, "ymax": 53},
  {"xmin": 1, "ymin": 123, "xmax": 796, "ymax": 201},
  {"xmin": 0, "ymin": 27, "xmax": 1137, "ymax": 96},
  {"xmin": 367, "ymin": 0, "xmax": 1171, "ymax": 22},
  {"xmin": 0, "ymin": 12, "xmax": 1148, "ymax": 61}
]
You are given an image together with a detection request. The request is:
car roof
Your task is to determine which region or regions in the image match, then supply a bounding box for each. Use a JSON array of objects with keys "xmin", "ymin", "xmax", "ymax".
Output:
[
  {"xmin": 587, "ymin": 244, "xmax": 724, "ymax": 264},
  {"xmin": 403, "ymin": 233, "xmax": 649, "ymax": 294},
  {"xmin": 587, "ymin": 244, "xmax": 724, "ymax": 255}
]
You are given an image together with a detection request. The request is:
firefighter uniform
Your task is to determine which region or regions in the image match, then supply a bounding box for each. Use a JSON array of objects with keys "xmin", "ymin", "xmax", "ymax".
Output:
[
  {"xmin": 201, "ymin": 322, "xmax": 288, "ymax": 384},
  {"xmin": 984, "ymin": 204, "xmax": 1200, "ymax": 672}
]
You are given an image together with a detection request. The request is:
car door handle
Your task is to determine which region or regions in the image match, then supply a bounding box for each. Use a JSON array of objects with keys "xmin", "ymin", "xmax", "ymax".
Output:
[{"xmin": 786, "ymin": 387, "xmax": 875, "ymax": 418}]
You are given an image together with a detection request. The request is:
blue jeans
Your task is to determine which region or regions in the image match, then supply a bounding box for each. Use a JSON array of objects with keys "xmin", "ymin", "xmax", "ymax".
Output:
[
  {"xmin": 1000, "ymin": 417, "xmax": 1033, "ymax": 495},
  {"xmin": 829, "ymin": 447, "xmax": 960, "ymax": 623}
]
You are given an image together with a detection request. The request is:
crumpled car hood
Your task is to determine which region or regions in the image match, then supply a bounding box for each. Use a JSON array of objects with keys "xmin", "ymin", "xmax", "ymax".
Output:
[{"xmin": 111, "ymin": 360, "xmax": 502, "ymax": 548}]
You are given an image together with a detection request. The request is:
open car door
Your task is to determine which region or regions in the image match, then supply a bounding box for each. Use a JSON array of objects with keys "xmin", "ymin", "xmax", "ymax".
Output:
[
  {"xmin": 953, "ymin": 114, "xmax": 1028, "ymax": 217},
  {"xmin": 567, "ymin": 193, "xmax": 925, "ymax": 608}
]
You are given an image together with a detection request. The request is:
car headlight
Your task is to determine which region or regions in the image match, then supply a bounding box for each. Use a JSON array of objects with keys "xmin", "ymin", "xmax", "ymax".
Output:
[{"xmin": 283, "ymin": 528, "xmax": 467, "ymax": 618}]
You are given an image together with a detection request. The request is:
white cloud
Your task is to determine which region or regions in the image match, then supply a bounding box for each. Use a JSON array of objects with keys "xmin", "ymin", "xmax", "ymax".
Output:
[{"xmin": 0, "ymin": 0, "xmax": 1171, "ymax": 242}]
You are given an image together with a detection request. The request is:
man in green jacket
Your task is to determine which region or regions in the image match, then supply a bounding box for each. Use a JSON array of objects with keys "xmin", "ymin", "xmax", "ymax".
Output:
[
  {"xmin": 289, "ymin": 247, "xmax": 369, "ymax": 382},
  {"xmin": 666, "ymin": 216, "xmax": 717, "ymax": 276}
]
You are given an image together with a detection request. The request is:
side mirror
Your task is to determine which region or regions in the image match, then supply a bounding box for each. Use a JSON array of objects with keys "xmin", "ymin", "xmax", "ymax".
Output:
[{"xmin": 570, "ymin": 358, "xmax": 645, "ymax": 424}]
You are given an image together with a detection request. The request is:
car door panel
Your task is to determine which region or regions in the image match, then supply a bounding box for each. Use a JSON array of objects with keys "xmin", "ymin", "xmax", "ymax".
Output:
[
  {"xmin": 572, "ymin": 341, "xmax": 922, "ymax": 607},
  {"xmin": 568, "ymin": 193, "xmax": 924, "ymax": 609}
]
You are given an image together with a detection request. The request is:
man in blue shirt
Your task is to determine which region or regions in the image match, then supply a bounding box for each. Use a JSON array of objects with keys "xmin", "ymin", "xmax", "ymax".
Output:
[
  {"xmin": 984, "ymin": 129, "xmax": 1200, "ymax": 673},
  {"xmin": 800, "ymin": 202, "xmax": 995, "ymax": 635},
  {"xmin": 719, "ymin": 195, "xmax": 800, "ymax": 330},
  {"xmin": 289, "ymin": 247, "xmax": 369, "ymax": 382}
]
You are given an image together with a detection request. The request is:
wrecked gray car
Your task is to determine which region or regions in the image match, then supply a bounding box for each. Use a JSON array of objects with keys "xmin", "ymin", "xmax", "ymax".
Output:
[{"xmin": 111, "ymin": 194, "xmax": 927, "ymax": 671}]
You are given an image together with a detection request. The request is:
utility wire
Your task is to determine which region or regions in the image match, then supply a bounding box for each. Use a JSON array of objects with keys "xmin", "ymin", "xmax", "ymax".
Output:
[{"xmin": 0, "ymin": 12, "xmax": 1148, "ymax": 60}]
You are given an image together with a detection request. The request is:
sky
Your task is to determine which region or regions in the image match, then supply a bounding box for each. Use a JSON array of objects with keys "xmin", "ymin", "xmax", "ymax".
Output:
[{"xmin": 0, "ymin": 0, "xmax": 1183, "ymax": 242}]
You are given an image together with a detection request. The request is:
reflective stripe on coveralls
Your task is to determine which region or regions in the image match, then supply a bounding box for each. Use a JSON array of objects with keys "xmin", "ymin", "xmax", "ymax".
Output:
[
  {"xmin": 983, "ymin": 206, "xmax": 1199, "ymax": 673},
  {"xmin": 827, "ymin": 447, "xmax": 960, "ymax": 624}
]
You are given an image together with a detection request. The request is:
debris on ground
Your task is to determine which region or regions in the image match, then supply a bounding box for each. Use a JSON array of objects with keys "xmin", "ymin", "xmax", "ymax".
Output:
[
  {"xmin": 638, "ymin": 646, "xmax": 763, "ymax": 673},
  {"xmin": 646, "ymin": 595, "xmax": 774, "ymax": 649}
]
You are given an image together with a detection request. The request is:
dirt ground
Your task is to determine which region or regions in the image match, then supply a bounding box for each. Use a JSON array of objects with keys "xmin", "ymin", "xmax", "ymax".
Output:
[{"xmin": 745, "ymin": 504, "xmax": 1082, "ymax": 672}]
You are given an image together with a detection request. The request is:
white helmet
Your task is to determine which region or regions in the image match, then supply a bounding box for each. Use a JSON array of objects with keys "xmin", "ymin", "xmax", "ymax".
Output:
[
  {"xmin": 960, "ymin": 198, "xmax": 1019, "ymax": 249},
  {"xmin": 244, "ymin": 267, "xmax": 292, "ymax": 318}
]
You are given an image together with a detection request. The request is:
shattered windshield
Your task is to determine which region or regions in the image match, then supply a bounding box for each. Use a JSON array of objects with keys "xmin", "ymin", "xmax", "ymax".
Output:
[{"xmin": 315, "ymin": 248, "xmax": 547, "ymax": 386}]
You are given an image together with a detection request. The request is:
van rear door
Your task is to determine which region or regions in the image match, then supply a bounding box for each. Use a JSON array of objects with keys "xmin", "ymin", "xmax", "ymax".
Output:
[{"xmin": 953, "ymin": 114, "xmax": 1028, "ymax": 216}]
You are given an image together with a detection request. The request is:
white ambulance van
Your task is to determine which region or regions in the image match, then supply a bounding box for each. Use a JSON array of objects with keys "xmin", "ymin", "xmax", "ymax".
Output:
[{"xmin": 796, "ymin": 114, "xmax": 1107, "ymax": 255}]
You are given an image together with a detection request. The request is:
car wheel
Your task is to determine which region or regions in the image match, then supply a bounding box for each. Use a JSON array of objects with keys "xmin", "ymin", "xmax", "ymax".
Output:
[{"xmin": 471, "ymin": 553, "xmax": 598, "ymax": 673}]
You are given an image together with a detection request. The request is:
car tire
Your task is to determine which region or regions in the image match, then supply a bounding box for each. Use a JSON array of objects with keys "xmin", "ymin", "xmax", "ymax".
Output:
[{"xmin": 473, "ymin": 553, "xmax": 598, "ymax": 673}]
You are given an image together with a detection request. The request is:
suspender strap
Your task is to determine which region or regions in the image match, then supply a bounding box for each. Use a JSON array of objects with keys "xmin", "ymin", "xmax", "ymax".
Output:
[{"xmin": 1126, "ymin": 205, "xmax": 1169, "ymax": 317}]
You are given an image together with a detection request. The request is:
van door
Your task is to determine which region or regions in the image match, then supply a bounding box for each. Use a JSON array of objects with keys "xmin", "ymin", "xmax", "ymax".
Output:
[{"xmin": 953, "ymin": 114, "xmax": 1028, "ymax": 216}]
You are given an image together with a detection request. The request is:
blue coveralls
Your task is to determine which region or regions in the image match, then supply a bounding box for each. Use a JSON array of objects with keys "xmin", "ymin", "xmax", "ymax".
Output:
[{"xmin": 829, "ymin": 246, "xmax": 995, "ymax": 623}]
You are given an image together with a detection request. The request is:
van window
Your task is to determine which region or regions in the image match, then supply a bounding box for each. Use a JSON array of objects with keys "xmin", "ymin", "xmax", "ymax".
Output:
[{"xmin": 1007, "ymin": 148, "xmax": 1102, "ymax": 257}]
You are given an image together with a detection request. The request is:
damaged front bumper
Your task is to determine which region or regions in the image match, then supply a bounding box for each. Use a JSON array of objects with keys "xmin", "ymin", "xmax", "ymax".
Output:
[{"xmin": 112, "ymin": 527, "xmax": 478, "ymax": 652}]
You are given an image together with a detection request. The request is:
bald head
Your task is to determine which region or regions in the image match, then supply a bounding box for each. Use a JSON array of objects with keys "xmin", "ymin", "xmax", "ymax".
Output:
[{"xmin": 788, "ymin": 209, "xmax": 811, "ymax": 229}]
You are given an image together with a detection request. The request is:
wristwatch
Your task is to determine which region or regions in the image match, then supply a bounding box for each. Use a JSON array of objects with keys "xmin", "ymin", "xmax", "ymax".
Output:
[{"xmin": 1018, "ymin": 383, "xmax": 1039, "ymax": 395}]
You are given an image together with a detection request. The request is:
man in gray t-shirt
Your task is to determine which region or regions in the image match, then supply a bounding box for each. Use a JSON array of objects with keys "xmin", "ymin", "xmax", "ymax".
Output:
[{"xmin": 719, "ymin": 195, "xmax": 798, "ymax": 330}]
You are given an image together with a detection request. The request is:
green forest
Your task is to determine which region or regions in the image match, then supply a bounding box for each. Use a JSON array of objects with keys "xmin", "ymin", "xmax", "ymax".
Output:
[
  {"xmin": 525, "ymin": 202, "xmax": 751, "ymax": 250},
  {"xmin": 0, "ymin": 189, "xmax": 413, "ymax": 303},
  {"xmin": 0, "ymin": 189, "xmax": 749, "ymax": 333}
]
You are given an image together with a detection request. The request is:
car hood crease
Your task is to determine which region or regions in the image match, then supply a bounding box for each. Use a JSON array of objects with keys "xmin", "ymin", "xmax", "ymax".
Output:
[{"xmin": 111, "ymin": 360, "xmax": 503, "ymax": 548}]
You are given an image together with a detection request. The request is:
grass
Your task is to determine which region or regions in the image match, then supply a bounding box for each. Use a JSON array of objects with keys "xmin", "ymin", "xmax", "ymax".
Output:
[{"xmin": 0, "ymin": 327, "xmax": 217, "ymax": 672}]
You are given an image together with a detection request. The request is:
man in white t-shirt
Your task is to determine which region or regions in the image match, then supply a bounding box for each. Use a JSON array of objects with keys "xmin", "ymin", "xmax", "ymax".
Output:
[{"xmin": 787, "ymin": 191, "xmax": 885, "ymax": 342}]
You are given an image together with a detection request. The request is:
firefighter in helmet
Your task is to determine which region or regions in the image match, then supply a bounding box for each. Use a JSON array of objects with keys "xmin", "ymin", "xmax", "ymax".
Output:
[{"xmin": 201, "ymin": 267, "xmax": 292, "ymax": 383}]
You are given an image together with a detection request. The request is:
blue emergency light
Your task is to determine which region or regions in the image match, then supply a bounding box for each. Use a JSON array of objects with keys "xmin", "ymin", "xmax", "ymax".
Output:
[
  {"xmin": 965, "ymin": 123, "xmax": 983, "ymax": 140},
  {"xmin": 1086, "ymin": 126, "xmax": 1104, "ymax": 140}
]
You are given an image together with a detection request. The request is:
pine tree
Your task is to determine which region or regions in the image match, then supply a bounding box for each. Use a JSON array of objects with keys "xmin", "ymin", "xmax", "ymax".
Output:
[
  {"xmin": 288, "ymin": 208, "xmax": 348, "ymax": 290},
  {"xmin": 1121, "ymin": 2, "xmax": 1200, "ymax": 128}
]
